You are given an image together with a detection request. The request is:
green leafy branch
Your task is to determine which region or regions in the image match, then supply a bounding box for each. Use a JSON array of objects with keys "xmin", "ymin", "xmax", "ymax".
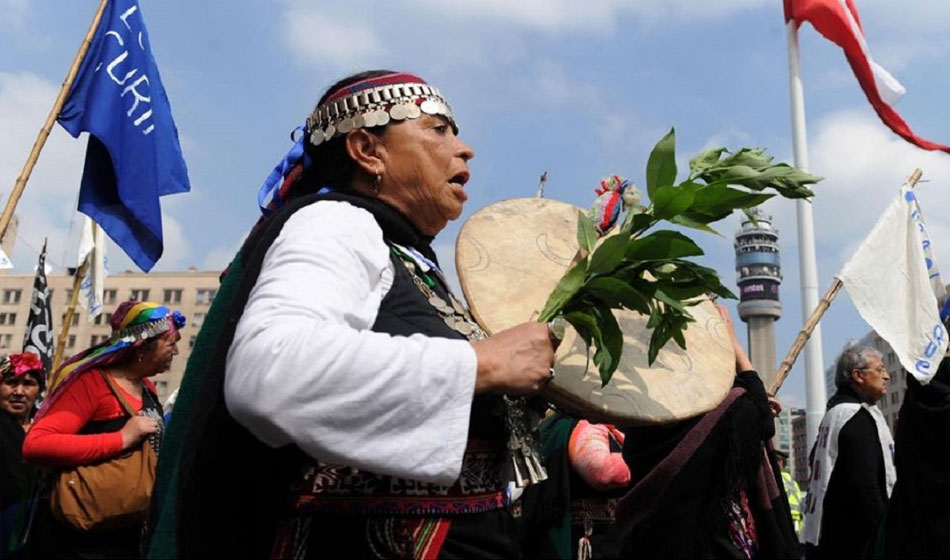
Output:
[{"xmin": 537, "ymin": 128, "xmax": 821, "ymax": 386}]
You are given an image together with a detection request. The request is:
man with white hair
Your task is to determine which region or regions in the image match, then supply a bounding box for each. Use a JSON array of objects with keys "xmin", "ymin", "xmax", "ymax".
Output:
[{"xmin": 803, "ymin": 345, "xmax": 896, "ymax": 559}]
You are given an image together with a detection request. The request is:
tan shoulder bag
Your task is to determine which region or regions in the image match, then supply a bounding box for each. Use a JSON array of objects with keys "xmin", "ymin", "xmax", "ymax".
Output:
[{"xmin": 50, "ymin": 371, "xmax": 157, "ymax": 532}]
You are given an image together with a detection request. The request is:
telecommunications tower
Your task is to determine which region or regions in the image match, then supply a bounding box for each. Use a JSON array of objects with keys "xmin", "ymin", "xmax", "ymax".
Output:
[{"xmin": 734, "ymin": 208, "xmax": 782, "ymax": 388}]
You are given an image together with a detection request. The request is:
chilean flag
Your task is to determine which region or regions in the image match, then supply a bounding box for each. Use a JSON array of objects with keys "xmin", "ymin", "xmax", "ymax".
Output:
[{"xmin": 785, "ymin": 0, "xmax": 950, "ymax": 153}]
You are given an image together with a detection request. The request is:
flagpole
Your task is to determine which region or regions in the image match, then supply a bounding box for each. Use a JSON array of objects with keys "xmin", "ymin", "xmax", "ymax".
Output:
[
  {"xmin": 0, "ymin": 0, "xmax": 109, "ymax": 242},
  {"xmin": 786, "ymin": 20, "xmax": 827, "ymax": 452},
  {"xmin": 51, "ymin": 258, "xmax": 89, "ymax": 374}
]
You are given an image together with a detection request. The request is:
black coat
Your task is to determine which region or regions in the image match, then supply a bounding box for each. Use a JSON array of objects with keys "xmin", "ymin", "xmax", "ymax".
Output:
[
  {"xmin": 876, "ymin": 358, "xmax": 950, "ymax": 559},
  {"xmin": 807, "ymin": 386, "xmax": 889, "ymax": 559}
]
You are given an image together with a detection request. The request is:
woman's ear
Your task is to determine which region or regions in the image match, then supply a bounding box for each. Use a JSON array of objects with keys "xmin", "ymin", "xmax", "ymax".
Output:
[{"xmin": 345, "ymin": 129, "xmax": 385, "ymax": 176}]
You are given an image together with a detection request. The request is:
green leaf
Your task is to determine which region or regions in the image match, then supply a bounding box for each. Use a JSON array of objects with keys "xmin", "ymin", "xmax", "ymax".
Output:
[
  {"xmin": 586, "ymin": 277, "xmax": 651, "ymax": 314},
  {"xmin": 650, "ymin": 182, "xmax": 700, "ymax": 220},
  {"xmin": 688, "ymin": 147, "xmax": 726, "ymax": 176},
  {"xmin": 587, "ymin": 232, "xmax": 631, "ymax": 275},
  {"xmin": 564, "ymin": 310, "xmax": 597, "ymax": 373},
  {"xmin": 576, "ymin": 211, "xmax": 598, "ymax": 253},
  {"xmin": 690, "ymin": 186, "xmax": 773, "ymax": 218},
  {"xmin": 647, "ymin": 304, "xmax": 662, "ymax": 329},
  {"xmin": 719, "ymin": 147, "xmax": 773, "ymax": 169},
  {"xmin": 655, "ymin": 289, "xmax": 690, "ymax": 313},
  {"xmin": 625, "ymin": 230, "xmax": 704, "ymax": 261},
  {"xmin": 651, "ymin": 282, "xmax": 708, "ymax": 301},
  {"xmin": 591, "ymin": 307, "xmax": 623, "ymax": 386},
  {"xmin": 563, "ymin": 310, "xmax": 598, "ymax": 346},
  {"xmin": 620, "ymin": 210, "xmax": 654, "ymax": 235},
  {"xmin": 537, "ymin": 261, "xmax": 588, "ymax": 322},
  {"xmin": 669, "ymin": 213, "xmax": 720, "ymax": 234},
  {"xmin": 645, "ymin": 128, "xmax": 677, "ymax": 197},
  {"xmin": 647, "ymin": 320, "xmax": 673, "ymax": 365}
]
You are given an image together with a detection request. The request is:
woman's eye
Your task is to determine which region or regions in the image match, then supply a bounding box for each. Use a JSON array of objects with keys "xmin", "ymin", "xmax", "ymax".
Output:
[{"xmin": 433, "ymin": 125, "xmax": 448, "ymax": 134}]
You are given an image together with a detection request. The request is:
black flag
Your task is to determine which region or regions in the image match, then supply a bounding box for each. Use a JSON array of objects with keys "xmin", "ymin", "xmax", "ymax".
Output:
[{"xmin": 23, "ymin": 242, "xmax": 53, "ymax": 373}]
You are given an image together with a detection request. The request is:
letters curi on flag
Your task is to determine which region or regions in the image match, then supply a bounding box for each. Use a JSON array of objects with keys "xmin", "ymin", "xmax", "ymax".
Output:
[
  {"xmin": 784, "ymin": 0, "xmax": 950, "ymax": 153},
  {"xmin": 837, "ymin": 186, "xmax": 948, "ymax": 385},
  {"xmin": 57, "ymin": 0, "xmax": 190, "ymax": 272},
  {"xmin": 23, "ymin": 243, "xmax": 54, "ymax": 373}
]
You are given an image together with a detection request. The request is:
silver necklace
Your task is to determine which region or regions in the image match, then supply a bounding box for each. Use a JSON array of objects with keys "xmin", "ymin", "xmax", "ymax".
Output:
[{"xmin": 397, "ymin": 257, "xmax": 548, "ymax": 489}]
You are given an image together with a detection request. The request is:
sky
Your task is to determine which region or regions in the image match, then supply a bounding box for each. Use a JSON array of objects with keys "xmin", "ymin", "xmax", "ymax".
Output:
[{"xmin": 1, "ymin": 0, "xmax": 949, "ymax": 409}]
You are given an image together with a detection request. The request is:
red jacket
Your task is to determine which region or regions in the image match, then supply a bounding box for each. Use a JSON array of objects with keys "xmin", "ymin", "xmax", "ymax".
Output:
[{"xmin": 23, "ymin": 369, "xmax": 156, "ymax": 468}]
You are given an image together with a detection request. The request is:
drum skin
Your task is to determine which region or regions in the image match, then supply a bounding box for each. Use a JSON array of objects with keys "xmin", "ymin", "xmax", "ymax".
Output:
[{"xmin": 456, "ymin": 198, "xmax": 735, "ymax": 426}]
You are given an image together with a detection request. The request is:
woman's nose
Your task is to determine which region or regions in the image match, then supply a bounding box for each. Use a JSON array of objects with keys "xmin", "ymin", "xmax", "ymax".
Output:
[{"xmin": 456, "ymin": 138, "xmax": 475, "ymax": 162}]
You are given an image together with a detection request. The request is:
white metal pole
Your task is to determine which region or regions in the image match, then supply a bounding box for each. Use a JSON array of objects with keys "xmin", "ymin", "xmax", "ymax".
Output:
[{"xmin": 786, "ymin": 21, "xmax": 828, "ymax": 452}]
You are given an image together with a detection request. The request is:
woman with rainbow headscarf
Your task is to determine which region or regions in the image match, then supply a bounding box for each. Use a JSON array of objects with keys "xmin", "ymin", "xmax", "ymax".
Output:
[{"xmin": 23, "ymin": 301, "xmax": 184, "ymax": 559}]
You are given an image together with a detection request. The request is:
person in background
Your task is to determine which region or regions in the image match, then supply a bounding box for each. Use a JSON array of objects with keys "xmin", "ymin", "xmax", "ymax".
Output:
[
  {"xmin": 23, "ymin": 302, "xmax": 183, "ymax": 559},
  {"xmin": 803, "ymin": 345, "xmax": 894, "ymax": 559},
  {"xmin": 874, "ymin": 318, "xmax": 950, "ymax": 559},
  {"xmin": 774, "ymin": 449, "xmax": 803, "ymax": 539},
  {"xmin": 525, "ymin": 415, "xmax": 630, "ymax": 559},
  {"xmin": 0, "ymin": 353, "xmax": 44, "ymax": 558},
  {"xmin": 616, "ymin": 305, "xmax": 799, "ymax": 558}
]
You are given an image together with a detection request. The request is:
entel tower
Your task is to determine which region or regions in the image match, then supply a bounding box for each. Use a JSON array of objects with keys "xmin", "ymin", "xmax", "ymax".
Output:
[{"xmin": 734, "ymin": 208, "xmax": 782, "ymax": 388}]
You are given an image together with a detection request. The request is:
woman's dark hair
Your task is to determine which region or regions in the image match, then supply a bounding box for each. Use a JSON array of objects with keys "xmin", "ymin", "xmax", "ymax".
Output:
[{"xmin": 288, "ymin": 69, "xmax": 397, "ymax": 200}]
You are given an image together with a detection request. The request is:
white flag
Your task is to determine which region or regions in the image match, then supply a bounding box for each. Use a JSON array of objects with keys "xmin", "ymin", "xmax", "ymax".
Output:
[
  {"xmin": 838, "ymin": 186, "xmax": 948, "ymax": 384},
  {"xmin": 77, "ymin": 217, "xmax": 108, "ymax": 320}
]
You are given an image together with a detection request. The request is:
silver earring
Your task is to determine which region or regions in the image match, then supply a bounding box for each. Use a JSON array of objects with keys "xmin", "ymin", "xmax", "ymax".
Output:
[{"xmin": 373, "ymin": 171, "xmax": 381, "ymax": 195}]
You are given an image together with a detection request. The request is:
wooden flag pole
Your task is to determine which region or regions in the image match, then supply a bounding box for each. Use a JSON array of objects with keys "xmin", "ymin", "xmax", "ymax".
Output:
[
  {"xmin": 0, "ymin": 0, "xmax": 109, "ymax": 242},
  {"xmin": 768, "ymin": 168, "xmax": 924, "ymax": 395},
  {"xmin": 51, "ymin": 257, "xmax": 89, "ymax": 374}
]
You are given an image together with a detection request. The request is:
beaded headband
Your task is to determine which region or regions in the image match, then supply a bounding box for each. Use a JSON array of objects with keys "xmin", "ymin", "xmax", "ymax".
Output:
[{"xmin": 306, "ymin": 72, "xmax": 456, "ymax": 148}]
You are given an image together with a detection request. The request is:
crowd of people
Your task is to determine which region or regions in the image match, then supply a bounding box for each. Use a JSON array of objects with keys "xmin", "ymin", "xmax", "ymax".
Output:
[{"xmin": 0, "ymin": 70, "xmax": 948, "ymax": 559}]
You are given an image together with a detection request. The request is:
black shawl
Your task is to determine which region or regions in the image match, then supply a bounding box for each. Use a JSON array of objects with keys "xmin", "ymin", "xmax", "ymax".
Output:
[{"xmin": 147, "ymin": 193, "xmax": 440, "ymax": 559}]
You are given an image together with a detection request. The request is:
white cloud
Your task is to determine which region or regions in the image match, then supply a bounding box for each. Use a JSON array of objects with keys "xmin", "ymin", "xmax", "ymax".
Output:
[
  {"xmin": 201, "ymin": 237, "xmax": 245, "ymax": 271},
  {"xmin": 762, "ymin": 108, "xmax": 950, "ymax": 278},
  {"xmin": 0, "ymin": 72, "xmax": 87, "ymax": 272},
  {"xmin": 0, "ymin": 0, "xmax": 30, "ymax": 31},
  {"xmin": 280, "ymin": 8, "xmax": 382, "ymax": 68},
  {"xmin": 409, "ymin": 0, "xmax": 770, "ymax": 31},
  {"xmin": 858, "ymin": 0, "xmax": 950, "ymax": 34}
]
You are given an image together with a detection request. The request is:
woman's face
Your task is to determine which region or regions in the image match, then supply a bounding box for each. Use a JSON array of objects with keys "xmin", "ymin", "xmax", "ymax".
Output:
[
  {"xmin": 376, "ymin": 115, "xmax": 474, "ymax": 236},
  {"xmin": 141, "ymin": 329, "xmax": 181, "ymax": 376},
  {"xmin": 0, "ymin": 375, "xmax": 40, "ymax": 419}
]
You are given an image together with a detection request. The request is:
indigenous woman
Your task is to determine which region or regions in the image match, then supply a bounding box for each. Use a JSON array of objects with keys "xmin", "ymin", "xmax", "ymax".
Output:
[
  {"xmin": 0, "ymin": 352, "xmax": 44, "ymax": 557},
  {"xmin": 151, "ymin": 70, "xmax": 557, "ymax": 559},
  {"xmin": 23, "ymin": 301, "xmax": 184, "ymax": 559}
]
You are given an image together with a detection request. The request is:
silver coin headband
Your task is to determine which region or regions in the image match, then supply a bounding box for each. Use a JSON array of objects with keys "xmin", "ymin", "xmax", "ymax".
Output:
[{"xmin": 306, "ymin": 82, "xmax": 456, "ymax": 147}]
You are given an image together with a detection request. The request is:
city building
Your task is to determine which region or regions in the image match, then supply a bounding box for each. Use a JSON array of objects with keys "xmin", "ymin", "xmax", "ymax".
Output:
[
  {"xmin": 790, "ymin": 408, "xmax": 809, "ymax": 490},
  {"xmin": 0, "ymin": 268, "xmax": 220, "ymax": 402}
]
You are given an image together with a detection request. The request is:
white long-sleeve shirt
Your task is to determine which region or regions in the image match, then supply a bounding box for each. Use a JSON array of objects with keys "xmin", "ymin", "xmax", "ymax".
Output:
[{"xmin": 224, "ymin": 201, "xmax": 477, "ymax": 486}]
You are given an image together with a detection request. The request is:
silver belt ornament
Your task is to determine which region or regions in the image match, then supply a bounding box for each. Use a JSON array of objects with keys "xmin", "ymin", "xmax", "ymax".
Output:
[{"xmin": 399, "ymin": 257, "xmax": 548, "ymax": 488}]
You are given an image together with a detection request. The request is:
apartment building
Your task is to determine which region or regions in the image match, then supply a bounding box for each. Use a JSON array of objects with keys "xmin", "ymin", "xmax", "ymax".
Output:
[{"xmin": 0, "ymin": 268, "xmax": 221, "ymax": 402}]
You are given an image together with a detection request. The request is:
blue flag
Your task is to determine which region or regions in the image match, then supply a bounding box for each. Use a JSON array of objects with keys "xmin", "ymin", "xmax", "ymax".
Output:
[{"xmin": 58, "ymin": 0, "xmax": 190, "ymax": 272}]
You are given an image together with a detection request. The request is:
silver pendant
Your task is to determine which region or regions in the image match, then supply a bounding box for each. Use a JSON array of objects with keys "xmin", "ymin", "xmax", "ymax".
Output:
[{"xmin": 502, "ymin": 396, "xmax": 548, "ymax": 489}]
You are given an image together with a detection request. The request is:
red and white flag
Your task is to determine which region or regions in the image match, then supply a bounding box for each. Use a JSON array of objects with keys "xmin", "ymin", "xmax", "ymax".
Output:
[{"xmin": 785, "ymin": 0, "xmax": 950, "ymax": 153}]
